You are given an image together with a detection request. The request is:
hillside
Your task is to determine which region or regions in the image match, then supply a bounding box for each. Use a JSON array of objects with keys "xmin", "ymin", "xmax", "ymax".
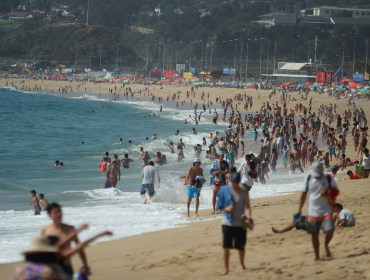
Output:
[{"xmin": 0, "ymin": 24, "xmax": 142, "ymax": 67}]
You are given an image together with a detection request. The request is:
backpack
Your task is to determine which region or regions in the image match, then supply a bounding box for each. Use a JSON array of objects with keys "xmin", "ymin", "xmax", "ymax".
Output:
[{"xmin": 305, "ymin": 174, "xmax": 331, "ymax": 192}]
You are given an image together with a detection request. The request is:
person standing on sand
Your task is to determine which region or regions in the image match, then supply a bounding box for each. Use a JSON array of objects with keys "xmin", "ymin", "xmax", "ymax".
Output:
[
  {"xmin": 140, "ymin": 161, "xmax": 160, "ymax": 204},
  {"xmin": 217, "ymin": 172, "xmax": 252, "ymax": 275},
  {"xmin": 185, "ymin": 158, "xmax": 205, "ymax": 217},
  {"xmin": 296, "ymin": 162, "xmax": 339, "ymax": 261},
  {"xmin": 27, "ymin": 190, "xmax": 41, "ymax": 215},
  {"xmin": 105, "ymin": 161, "xmax": 120, "ymax": 188},
  {"xmin": 210, "ymin": 153, "xmax": 230, "ymax": 214},
  {"xmin": 42, "ymin": 203, "xmax": 89, "ymax": 279}
]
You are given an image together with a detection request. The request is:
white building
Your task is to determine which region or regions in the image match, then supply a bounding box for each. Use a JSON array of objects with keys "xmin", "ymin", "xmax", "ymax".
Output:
[{"xmin": 312, "ymin": 6, "xmax": 370, "ymax": 18}]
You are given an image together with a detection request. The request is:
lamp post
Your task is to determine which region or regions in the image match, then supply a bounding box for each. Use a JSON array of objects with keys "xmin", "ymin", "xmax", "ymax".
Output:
[
  {"xmin": 223, "ymin": 40, "xmax": 237, "ymax": 79},
  {"xmin": 332, "ymin": 36, "xmax": 345, "ymax": 78},
  {"xmin": 355, "ymin": 32, "xmax": 368, "ymax": 74},
  {"xmin": 342, "ymin": 34, "xmax": 355, "ymax": 76},
  {"xmin": 245, "ymin": 42, "xmax": 248, "ymax": 81},
  {"xmin": 248, "ymin": 39, "xmax": 262, "ymax": 80},
  {"xmin": 297, "ymin": 35, "xmax": 310, "ymax": 63}
]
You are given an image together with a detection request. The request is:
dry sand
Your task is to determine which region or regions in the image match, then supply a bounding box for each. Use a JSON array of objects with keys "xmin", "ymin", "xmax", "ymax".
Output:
[{"xmin": 1, "ymin": 78, "xmax": 370, "ymax": 279}]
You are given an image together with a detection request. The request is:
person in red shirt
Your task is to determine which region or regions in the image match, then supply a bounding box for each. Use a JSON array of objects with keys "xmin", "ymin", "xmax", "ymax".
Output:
[{"xmin": 347, "ymin": 170, "xmax": 361, "ymax": 179}]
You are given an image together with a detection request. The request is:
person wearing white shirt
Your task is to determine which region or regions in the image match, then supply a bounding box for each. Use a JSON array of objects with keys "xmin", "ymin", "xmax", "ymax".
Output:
[
  {"xmin": 296, "ymin": 162, "xmax": 339, "ymax": 261},
  {"xmin": 335, "ymin": 203, "xmax": 355, "ymax": 228},
  {"xmin": 238, "ymin": 154, "xmax": 258, "ymax": 191}
]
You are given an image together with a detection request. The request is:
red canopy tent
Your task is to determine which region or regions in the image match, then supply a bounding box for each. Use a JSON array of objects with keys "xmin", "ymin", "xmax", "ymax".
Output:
[
  {"xmin": 281, "ymin": 82, "xmax": 293, "ymax": 87},
  {"xmin": 347, "ymin": 82, "xmax": 364, "ymax": 88},
  {"xmin": 305, "ymin": 81, "xmax": 312, "ymax": 86}
]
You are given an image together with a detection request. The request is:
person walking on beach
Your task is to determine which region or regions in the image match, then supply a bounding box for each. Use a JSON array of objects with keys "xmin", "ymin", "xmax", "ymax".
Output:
[
  {"xmin": 185, "ymin": 158, "xmax": 205, "ymax": 217},
  {"xmin": 210, "ymin": 153, "xmax": 230, "ymax": 214},
  {"xmin": 140, "ymin": 161, "xmax": 160, "ymax": 204},
  {"xmin": 42, "ymin": 203, "xmax": 89, "ymax": 279},
  {"xmin": 296, "ymin": 162, "xmax": 339, "ymax": 261},
  {"xmin": 105, "ymin": 161, "xmax": 121, "ymax": 188},
  {"xmin": 217, "ymin": 172, "xmax": 252, "ymax": 275},
  {"xmin": 27, "ymin": 190, "xmax": 41, "ymax": 215}
]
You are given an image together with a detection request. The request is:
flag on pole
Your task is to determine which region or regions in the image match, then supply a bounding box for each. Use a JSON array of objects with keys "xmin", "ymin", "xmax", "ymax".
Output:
[{"xmin": 365, "ymin": 72, "xmax": 369, "ymax": 81}]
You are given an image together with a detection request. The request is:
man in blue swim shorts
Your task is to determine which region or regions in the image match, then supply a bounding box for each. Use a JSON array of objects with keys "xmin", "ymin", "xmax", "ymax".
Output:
[{"xmin": 185, "ymin": 158, "xmax": 205, "ymax": 217}]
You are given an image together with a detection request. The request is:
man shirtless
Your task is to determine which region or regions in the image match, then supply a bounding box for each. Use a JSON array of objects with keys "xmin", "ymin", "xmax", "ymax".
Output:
[
  {"xmin": 185, "ymin": 158, "xmax": 205, "ymax": 217},
  {"xmin": 327, "ymin": 133, "xmax": 338, "ymax": 161},
  {"xmin": 105, "ymin": 161, "xmax": 121, "ymax": 188},
  {"xmin": 121, "ymin": 154, "xmax": 134, "ymax": 168},
  {"xmin": 151, "ymin": 134, "xmax": 158, "ymax": 139},
  {"xmin": 301, "ymin": 136, "xmax": 308, "ymax": 168},
  {"xmin": 38, "ymin": 194, "xmax": 49, "ymax": 211},
  {"xmin": 27, "ymin": 190, "xmax": 41, "ymax": 215},
  {"xmin": 291, "ymin": 144, "xmax": 304, "ymax": 173},
  {"xmin": 42, "ymin": 203, "xmax": 88, "ymax": 279}
]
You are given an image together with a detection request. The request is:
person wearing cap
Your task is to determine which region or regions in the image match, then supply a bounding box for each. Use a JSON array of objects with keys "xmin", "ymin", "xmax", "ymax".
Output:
[
  {"xmin": 217, "ymin": 172, "xmax": 252, "ymax": 275},
  {"xmin": 296, "ymin": 162, "xmax": 339, "ymax": 261},
  {"xmin": 185, "ymin": 158, "xmax": 205, "ymax": 217},
  {"xmin": 140, "ymin": 161, "xmax": 160, "ymax": 204}
]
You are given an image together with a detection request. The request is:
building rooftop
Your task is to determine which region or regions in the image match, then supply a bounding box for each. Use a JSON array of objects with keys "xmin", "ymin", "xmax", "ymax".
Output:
[{"xmin": 279, "ymin": 63, "xmax": 307, "ymax": 70}]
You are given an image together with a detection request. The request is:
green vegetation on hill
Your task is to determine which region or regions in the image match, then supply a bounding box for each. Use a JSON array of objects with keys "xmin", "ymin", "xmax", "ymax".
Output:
[{"xmin": 0, "ymin": 25, "xmax": 142, "ymax": 67}]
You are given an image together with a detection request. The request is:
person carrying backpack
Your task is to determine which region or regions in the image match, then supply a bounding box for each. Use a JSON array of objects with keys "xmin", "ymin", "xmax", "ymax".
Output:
[{"xmin": 296, "ymin": 162, "xmax": 339, "ymax": 261}]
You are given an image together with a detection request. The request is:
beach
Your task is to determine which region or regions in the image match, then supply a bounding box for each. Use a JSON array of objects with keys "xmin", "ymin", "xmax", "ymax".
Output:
[{"xmin": 0, "ymin": 78, "xmax": 369, "ymax": 279}]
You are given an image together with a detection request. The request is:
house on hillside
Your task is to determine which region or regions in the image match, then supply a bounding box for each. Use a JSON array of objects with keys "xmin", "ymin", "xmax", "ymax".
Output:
[
  {"xmin": 199, "ymin": 9, "xmax": 211, "ymax": 18},
  {"xmin": 5, "ymin": 12, "xmax": 30, "ymax": 20},
  {"xmin": 252, "ymin": 13, "xmax": 327, "ymax": 28},
  {"xmin": 329, "ymin": 17, "xmax": 370, "ymax": 30},
  {"xmin": 312, "ymin": 6, "xmax": 370, "ymax": 19},
  {"xmin": 29, "ymin": 12, "xmax": 48, "ymax": 20}
]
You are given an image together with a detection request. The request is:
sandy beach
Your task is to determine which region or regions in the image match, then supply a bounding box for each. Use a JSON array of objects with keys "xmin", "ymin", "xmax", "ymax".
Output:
[{"xmin": 1, "ymin": 78, "xmax": 369, "ymax": 279}]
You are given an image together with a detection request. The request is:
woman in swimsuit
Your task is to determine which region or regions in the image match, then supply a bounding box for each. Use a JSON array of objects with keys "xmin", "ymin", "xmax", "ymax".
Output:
[
  {"xmin": 154, "ymin": 152, "xmax": 163, "ymax": 165},
  {"xmin": 169, "ymin": 142, "xmax": 174, "ymax": 154}
]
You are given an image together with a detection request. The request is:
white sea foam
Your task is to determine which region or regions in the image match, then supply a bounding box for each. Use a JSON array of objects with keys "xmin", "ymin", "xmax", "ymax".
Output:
[{"xmin": 0, "ymin": 169, "xmax": 304, "ymax": 264}]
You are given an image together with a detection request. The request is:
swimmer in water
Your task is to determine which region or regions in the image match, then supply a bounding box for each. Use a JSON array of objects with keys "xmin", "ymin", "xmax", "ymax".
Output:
[
  {"xmin": 38, "ymin": 194, "xmax": 49, "ymax": 211},
  {"xmin": 151, "ymin": 134, "xmax": 157, "ymax": 140},
  {"xmin": 54, "ymin": 160, "xmax": 59, "ymax": 167},
  {"xmin": 121, "ymin": 154, "xmax": 134, "ymax": 169},
  {"xmin": 119, "ymin": 138, "xmax": 123, "ymax": 143}
]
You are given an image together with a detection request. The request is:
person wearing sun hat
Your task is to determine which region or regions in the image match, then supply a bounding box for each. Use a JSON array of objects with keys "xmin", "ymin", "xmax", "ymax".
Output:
[
  {"xmin": 296, "ymin": 162, "xmax": 339, "ymax": 261},
  {"xmin": 14, "ymin": 236, "xmax": 69, "ymax": 280}
]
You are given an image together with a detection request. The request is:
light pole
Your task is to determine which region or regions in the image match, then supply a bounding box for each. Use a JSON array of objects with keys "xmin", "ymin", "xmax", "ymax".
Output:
[
  {"xmin": 355, "ymin": 32, "xmax": 368, "ymax": 74},
  {"xmin": 332, "ymin": 36, "xmax": 345, "ymax": 78},
  {"xmin": 297, "ymin": 35, "xmax": 310, "ymax": 63},
  {"xmin": 223, "ymin": 40, "xmax": 237, "ymax": 79},
  {"xmin": 261, "ymin": 38, "xmax": 270, "ymax": 76},
  {"xmin": 342, "ymin": 34, "xmax": 356, "ymax": 75},
  {"xmin": 210, "ymin": 42, "xmax": 213, "ymax": 73},
  {"xmin": 245, "ymin": 42, "xmax": 248, "ymax": 81},
  {"xmin": 248, "ymin": 39, "xmax": 262, "ymax": 80}
]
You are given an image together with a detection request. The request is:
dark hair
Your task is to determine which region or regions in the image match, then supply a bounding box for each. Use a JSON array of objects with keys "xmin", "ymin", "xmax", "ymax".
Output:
[
  {"xmin": 230, "ymin": 172, "xmax": 241, "ymax": 183},
  {"xmin": 30, "ymin": 190, "xmax": 36, "ymax": 195},
  {"xmin": 230, "ymin": 166, "xmax": 237, "ymax": 173},
  {"xmin": 105, "ymin": 152, "xmax": 109, "ymax": 156},
  {"xmin": 59, "ymin": 162, "xmax": 64, "ymax": 166},
  {"xmin": 347, "ymin": 170, "xmax": 353, "ymax": 175},
  {"xmin": 55, "ymin": 160, "xmax": 59, "ymax": 164},
  {"xmin": 46, "ymin": 203, "xmax": 61, "ymax": 214},
  {"xmin": 364, "ymin": 148, "xmax": 369, "ymax": 154},
  {"xmin": 125, "ymin": 154, "xmax": 128, "ymax": 158},
  {"xmin": 114, "ymin": 154, "xmax": 118, "ymax": 159},
  {"xmin": 39, "ymin": 194, "xmax": 44, "ymax": 199},
  {"xmin": 336, "ymin": 203, "xmax": 343, "ymax": 210},
  {"xmin": 245, "ymin": 154, "xmax": 251, "ymax": 160},
  {"xmin": 148, "ymin": 161, "xmax": 154, "ymax": 166}
]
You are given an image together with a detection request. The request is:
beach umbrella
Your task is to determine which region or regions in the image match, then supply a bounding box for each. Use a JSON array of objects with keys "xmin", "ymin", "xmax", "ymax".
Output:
[
  {"xmin": 360, "ymin": 88, "xmax": 370, "ymax": 93},
  {"xmin": 248, "ymin": 84, "xmax": 256, "ymax": 89},
  {"xmin": 165, "ymin": 78, "xmax": 174, "ymax": 82}
]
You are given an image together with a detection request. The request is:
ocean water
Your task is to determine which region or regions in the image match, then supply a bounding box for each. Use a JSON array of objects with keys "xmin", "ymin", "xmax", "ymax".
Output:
[{"xmin": 0, "ymin": 87, "xmax": 305, "ymax": 264}]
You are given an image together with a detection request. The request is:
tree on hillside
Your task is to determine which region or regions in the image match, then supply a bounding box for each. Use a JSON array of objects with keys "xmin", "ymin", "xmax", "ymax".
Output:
[
  {"xmin": 0, "ymin": 0, "xmax": 21, "ymax": 13},
  {"xmin": 35, "ymin": 0, "xmax": 51, "ymax": 10}
]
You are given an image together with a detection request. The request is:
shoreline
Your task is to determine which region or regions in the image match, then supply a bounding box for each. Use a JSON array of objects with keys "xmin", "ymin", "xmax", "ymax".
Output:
[
  {"xmin": 1, "ymin": 79, "xmax": 369, "ymax": 279},
  {"xmin": 1, "ymin": 174, "xmax": 369, "ymax": 279}
]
